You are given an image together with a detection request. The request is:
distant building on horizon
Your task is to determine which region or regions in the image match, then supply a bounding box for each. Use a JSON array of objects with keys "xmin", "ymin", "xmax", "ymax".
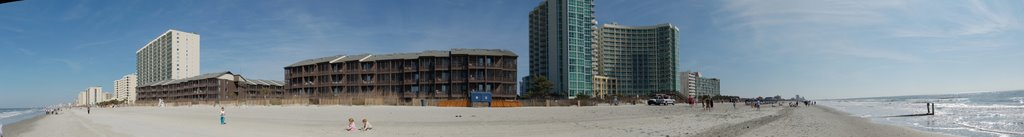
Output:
[
  {"xmin": 136, "ymin": 29, "xmax": 200, "ymax": 85},
  {"xmin": 696, "ymin": 77, "xmax": 720, "ymax": 97},
  {"xmin": 519, "ymin": 77, "xmax": 530, "ymax": 97},
  {"xmin": 593, "ymin": 23, "xmax": 679, "ymax": 97},
  {"xmin": 680, "ymin": 71, "xmax": 698, "ymax": 97},
  {"xmin": 76, "ymin": 91, "xmax": 86, "ymax": 106},
  {"xmin": 681, "ymin": 71, "xmax": 720, "ymax": 98},
  {"xmin": 527, "ymin": 0, "xmax": 596, "ymax": 98},
  {"xmin": 114, "ymin": 74, "xmax": 138, "ymax": 104},
  {"xmin": 104, "ymin": 92, "xmax": 115, "ymax": 102},
  {"xmin": 76, "ymin": 87, "xmax": 105, "ymax": 106}
]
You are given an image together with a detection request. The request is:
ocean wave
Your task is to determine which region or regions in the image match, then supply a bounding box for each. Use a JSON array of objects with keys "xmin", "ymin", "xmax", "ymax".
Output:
[
  {"xmin": 1011, "ymin": 97, "xmax": 1024, "ymax": 104},
  {"xmin": 936, "ymin": 103, "xmax": 1024, "ymax": 109},
  {"xmin": 907, "ymin": 98, "xmax": 970, "ymax": 103},
  {"xmin": 826, "ymin": 91, "xmax": 1024, "ymax": 137},
  {"xmin": 0, "ymin": 109, "xmax": 36, "ymax": 120},
  {"xmin": 956, "ymin": 122, "xmax": 1024, "ymax": 136}
]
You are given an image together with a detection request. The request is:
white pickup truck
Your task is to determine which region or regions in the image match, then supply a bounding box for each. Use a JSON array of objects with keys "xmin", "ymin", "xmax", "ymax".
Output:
[{"xmin": 647, "ymin": 94, "xmax": 676, "ymax": 105}]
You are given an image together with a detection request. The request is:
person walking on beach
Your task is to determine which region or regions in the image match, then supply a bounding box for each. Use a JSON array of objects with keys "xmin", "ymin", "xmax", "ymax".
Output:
[
  {"xmin": 708, "ymin": 98, "xmax": 714, "ymax": 110},
  {"xmin": 701, "ymin": 98, "xmax": 707, "ymax": 111},
  {"xmin": 346, "ymin": 118, "xmax": 357, "ymax": 131},
  {"xmin": 220, "ymin": 107, "xmax": 226, "ymax": 125},
  {"xmin": 360, "ymin": 119, "xmax": 373, "ymax": 131},
  {"xmin": 732, "ymin": 99, "xmax": 737, "ymax": 108},
  {"xmin": 87, "ymin": 106, "xmax": 91, "ymax": 114},
  {"xmin": 755, "ymin": 97, "xmax": 763, "ymax": 111}
]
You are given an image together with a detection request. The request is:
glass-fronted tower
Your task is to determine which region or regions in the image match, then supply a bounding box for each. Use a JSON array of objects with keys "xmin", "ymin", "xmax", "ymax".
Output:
[
  {"xmin": 528, "ymin": 0, "xmax": 596, "ymax": 98},
  {"xmin": 594, "ymin": 23, "xmax": 679, "ymax": 96}
]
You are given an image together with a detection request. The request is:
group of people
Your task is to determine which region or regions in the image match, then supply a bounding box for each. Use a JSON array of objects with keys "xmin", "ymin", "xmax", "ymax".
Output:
[
  {"xmin": 700, "ymin": 98, "xmax": 715, "ymax": 111},
  {"xmin": 804, "ymin": 101, "xmax": 816, "ymax": 105},
  {"xmin": 45, "ymin": 108, "xmax": 63, "ymax": 115},
  {"xmin": 788, "ymin": 100, "xmax": 816, "ymax": 107},
  {"xmin": 750, "ymin": 97, "xmax": 763, "ymax": 110},
  {"xmin": 215, "ymin": 107, "xmax": 373, "ymax": 132},
  {"xmin": 346, "ymin": 118, "xmax": 373, "ymax": 131}
]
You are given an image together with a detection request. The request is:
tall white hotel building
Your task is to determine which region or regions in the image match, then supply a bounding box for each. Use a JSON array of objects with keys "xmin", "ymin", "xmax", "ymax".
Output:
[
  {"xmin": 136, "ymin": 29, "xmax": 200, "ymax": 85},
  {"xmin": 76, "ymin": 87, "xmax": 104, "ymax": 106},
  {"xmin": 114, "ymin": 74, "xmax": 138, "ymax": 104}
]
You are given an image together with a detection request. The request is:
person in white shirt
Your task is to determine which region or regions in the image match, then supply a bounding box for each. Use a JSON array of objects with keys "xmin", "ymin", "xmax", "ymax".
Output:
[
  {"xmin": 220, "ymin": 107, "xmax": 226, "ymax": 125},
  {"xmin": 361, "ymin": 119, "xmax": 373, "ymax": 131}
]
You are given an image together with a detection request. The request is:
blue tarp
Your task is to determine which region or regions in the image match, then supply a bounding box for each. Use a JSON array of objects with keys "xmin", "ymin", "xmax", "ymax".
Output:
[{"xmin": 470, "ymin": 92, "xmax": 492, "ymax": 102}]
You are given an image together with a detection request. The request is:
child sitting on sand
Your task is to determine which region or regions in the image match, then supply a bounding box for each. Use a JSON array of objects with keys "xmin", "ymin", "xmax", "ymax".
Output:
[
  {"xmin": 346, "ymin": 118, "xmax": 357, "ymax": 131},
  {"xmin": 361, "ymin": 119, "xmax": 373, "ymax": 131}
]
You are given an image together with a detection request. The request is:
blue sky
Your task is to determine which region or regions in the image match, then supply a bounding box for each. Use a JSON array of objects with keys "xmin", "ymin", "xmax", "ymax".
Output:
[{"xmin": 2, "ymin": 0, "xmax": 1023, "ymax": 108}]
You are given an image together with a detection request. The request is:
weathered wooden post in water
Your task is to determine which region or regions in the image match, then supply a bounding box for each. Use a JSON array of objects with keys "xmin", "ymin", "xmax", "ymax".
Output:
[
  {"xmin": 927, "ymin": 102, "xmax": 934, "ymax": 115},
  {"xmin": 887, "ymin": 102, "xmax": 936, "ymax": 117}
]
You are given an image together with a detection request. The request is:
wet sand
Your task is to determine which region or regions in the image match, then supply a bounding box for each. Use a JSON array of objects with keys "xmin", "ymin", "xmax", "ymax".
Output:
[{"xmin": 695, "ymin": 105, "xmax": 956, "ymax": 137}]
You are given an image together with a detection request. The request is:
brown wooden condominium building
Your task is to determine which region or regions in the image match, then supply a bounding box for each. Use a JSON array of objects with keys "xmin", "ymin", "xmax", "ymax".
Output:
[
  {"xmin": 137, "ymin": 71, "xmax": 285, "ymax": 103},
  {"xmin": 284, "ymin": 48, "xmax": 517, "ymax": 101}
]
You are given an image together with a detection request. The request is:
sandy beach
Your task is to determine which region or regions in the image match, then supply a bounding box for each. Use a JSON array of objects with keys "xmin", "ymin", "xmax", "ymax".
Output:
[
  {"xmin": 700, "ymin": 105, "xmax": 956, "ymax": 137},
  {"xmin": 1, "ymin": 104, "xmax": 955, "ymax": 137}
]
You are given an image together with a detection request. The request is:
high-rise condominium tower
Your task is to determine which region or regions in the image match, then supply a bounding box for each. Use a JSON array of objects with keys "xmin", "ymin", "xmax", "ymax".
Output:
[
  {"xmin": 593, "ymin": 23, "xmax": 679, "ymax": 96},
  {"xmin": 114, "ymin": 74, "xmax": 138, "ymax": 104},
  {"xmin": 136, "ymin": 29, "xmax": 200, "ymax": 85},
  {"xmin": 86, "ymin": 87, "xmax": 103, "ymax": 105},
  {"xmin": 528, "ymin": 0, "xmax": 596, "ymax": 98}
]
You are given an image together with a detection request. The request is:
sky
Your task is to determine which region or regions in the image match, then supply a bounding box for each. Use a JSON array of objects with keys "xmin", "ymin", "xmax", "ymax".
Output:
[{"xmin": 1, "ymin": 0, "xmax": 1023, "ymax": 108}]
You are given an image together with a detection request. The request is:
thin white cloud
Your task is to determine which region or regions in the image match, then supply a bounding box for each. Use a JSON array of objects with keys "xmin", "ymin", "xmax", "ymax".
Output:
[
  {"xmin": 717, "ymin": 0, "xmax": 905, "ymax": 30},
  {"xmin": 931, "ymin": 39, "xmax": 1007, "ymax": 52},
  {"xmin": 62, "ymin": 1, "xmax": 91, "ymax": 20},
  {"xmin": 200, "ymin": 1, "xmax": 528, "ymax": 80},
  {"xmin": 0, "ymin": 25, "xmax": 25, "ymax": 33},
  {"xmin": 712, "ymin": 0, "xmax": 1023, "ymax": 62},
  {"xmin": 74, "ymin": 38, "xmax": 121, "ymax": 49},
  {"xmin": 48, "ymin": 59, "xmax": 83, "ymax": 73},
  {"xmin": 199, "ymin": 6, "xmax": 367, "ymax": 80},
  {"xmin": 890, "ymin": 0, "xmax": 1020, "ymax": 38},
  {"xmin": 16, "ymin": 47, "xmax": 36, "ymax": 56}
]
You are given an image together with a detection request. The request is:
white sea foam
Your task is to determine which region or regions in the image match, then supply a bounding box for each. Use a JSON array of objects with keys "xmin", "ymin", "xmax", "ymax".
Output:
[
  {"xmin": 936, "ymin": 103, "xmax": 1024, "ymax": 109},
  {"xmin": 823, "ymin": 98, "xmax": 1024, "ymax": 137},
  {"xmin": 0, "ymin": 110, "xmax": 28, "ymax": 119},
  {"xmin": 1011, "ymin": 97, "xmax": 1024, "ymax": 104},
  {"xmin": 956, "ymin": 122, "xmax": 1024, "ymax": 136}
]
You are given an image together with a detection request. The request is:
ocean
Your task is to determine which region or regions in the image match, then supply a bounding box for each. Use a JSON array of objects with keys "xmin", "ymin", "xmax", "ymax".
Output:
[
  {"xmin": 0, "ymin": 108, "xmax": 43, "ymax": 126},
  {"xmin": 821, "ymin": 90, "xmax": 1024, "ymax": 137}
]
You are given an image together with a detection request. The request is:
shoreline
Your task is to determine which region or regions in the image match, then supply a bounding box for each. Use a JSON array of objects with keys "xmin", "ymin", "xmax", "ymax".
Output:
[
  {"xmin": 736, "ymin": 105, "xmax": 957, "ymax": 137},
  {"xmin": 2, "ymin": 114, "xmax": 45, "ymax": 136},
  {"xmin": 816, "ymin": 105, "xmax": 959, "ymax": 137}
]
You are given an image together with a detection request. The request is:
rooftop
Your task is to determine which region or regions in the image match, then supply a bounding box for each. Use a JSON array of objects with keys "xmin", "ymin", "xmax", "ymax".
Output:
[
  {"xmin": 139, "ymin": 71, "xmax": 283, "ymax": 87},
  {"xmin": 287, "ymin": 48, "xmax": 516, "ymax": 67}
]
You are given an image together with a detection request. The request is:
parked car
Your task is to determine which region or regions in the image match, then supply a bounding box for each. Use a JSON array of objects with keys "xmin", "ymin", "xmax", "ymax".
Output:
[{"xmin": 647, "ymin": 94, "xmax": 675, "ymax": 105}]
